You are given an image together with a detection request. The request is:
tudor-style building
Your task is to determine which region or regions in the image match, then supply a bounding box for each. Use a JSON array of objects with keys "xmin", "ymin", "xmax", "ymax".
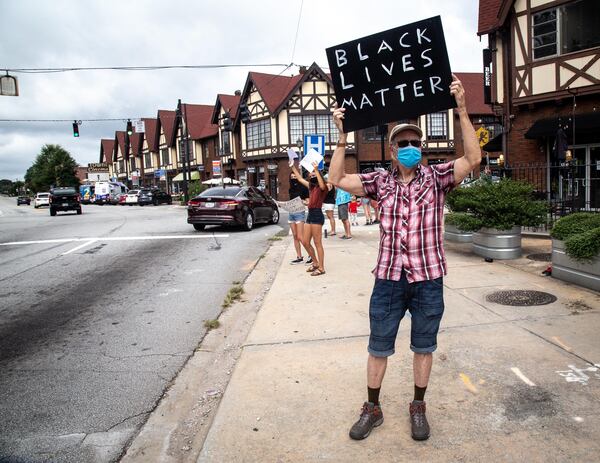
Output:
[
  {"xmin": 478, "ymin": 0, "xmax": 600, "ymax": 209},
  {"xmin": 156, "ymin": 110, "xmax": 177, "ymax": 193},
  {"xmin": 113, "ymin": 131, "xmax": 128, "ymax": 183},
  {"xmin": 238, "ymin": 63, "xmax": 357, "ymax": 200},
  {"xmin": 212, "ymin": 93, "xmax": 242, "ymax": 180},
  {"xmin": 100, "ymin": 139, "xmax": 115, "ymax": 179},
  {"xmin": 140, "ymin": 117, "xmax": 159, "ymax": 187}
]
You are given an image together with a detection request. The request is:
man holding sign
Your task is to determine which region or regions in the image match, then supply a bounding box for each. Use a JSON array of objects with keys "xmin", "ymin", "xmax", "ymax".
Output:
[{"xmin": 329, "ymin": 74, "xmax": 480, "ymax": 441}]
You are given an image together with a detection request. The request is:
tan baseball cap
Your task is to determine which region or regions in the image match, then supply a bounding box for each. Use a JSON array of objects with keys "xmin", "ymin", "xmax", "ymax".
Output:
[{"xmin": 388, "ymin": 123, "xmax": 423, "ymax": 144}]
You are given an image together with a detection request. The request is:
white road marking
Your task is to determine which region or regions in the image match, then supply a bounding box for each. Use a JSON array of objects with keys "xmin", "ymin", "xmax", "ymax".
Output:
[
  {"xmin": 0, "ymin": 234, "xmax": 229, "ymax": 247},
  {"xmin": 62, "ymin": 239, "xmax": 97, "ymax": 256},
  {"xmin": 511, "ymin": 367, "xmax": 536, "ymax": 386}
]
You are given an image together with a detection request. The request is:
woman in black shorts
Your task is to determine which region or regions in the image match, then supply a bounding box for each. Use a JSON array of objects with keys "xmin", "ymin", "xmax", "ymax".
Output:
[{"xmin": 291, "ymin": 161, "xmax": 328, "ymax": 276}]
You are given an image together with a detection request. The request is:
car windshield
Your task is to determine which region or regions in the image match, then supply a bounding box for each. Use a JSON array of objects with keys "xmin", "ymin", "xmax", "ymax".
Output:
[
  {"xmin": 199, "ymin": 187, "xmax": 243, "ymax": 198},
  {"xmin": 139, "ymin": 190, "xmax": 151, "ymax": 194},
  {"xmin": 52, "ymin": 188, "xmax": 76, "ymax": 195}
]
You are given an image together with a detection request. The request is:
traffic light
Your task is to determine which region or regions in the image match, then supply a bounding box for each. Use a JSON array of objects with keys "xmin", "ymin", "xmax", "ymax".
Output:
[
  {"xmin": 72, "ymin": 121, "xmax": 80, "ymax": 137},
  {"xmin": 222, "ymin": 111, "xmax": 233, "ymax": 132},
  {"xmin": 239, "ymin": 102, "xmax": 250, "ymax": 123},
  {"xmin": 126, "ymin": 119, "xmax": 133, "ymax": 136}
]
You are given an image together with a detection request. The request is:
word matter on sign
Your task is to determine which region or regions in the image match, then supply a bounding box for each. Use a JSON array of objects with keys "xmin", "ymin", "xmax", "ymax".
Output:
[{"xmin": 326, "ymin": 16, "xmax": 456, "ymax": 133}]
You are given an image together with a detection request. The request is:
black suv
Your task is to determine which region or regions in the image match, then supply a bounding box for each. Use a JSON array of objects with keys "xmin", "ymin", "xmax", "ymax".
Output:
[
  {"xmin": 49, "ymin": 187, "xmax": 82, "ymax": 216},
  {"xmin": 138, "ymin": 188, "xmax": 172, "ymax": 206}
]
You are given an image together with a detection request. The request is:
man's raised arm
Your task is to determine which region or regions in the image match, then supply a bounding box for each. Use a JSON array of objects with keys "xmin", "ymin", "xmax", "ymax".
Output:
[{"xmin": 328, "ymin": 106, "xmax": 365, "ymax": 196}]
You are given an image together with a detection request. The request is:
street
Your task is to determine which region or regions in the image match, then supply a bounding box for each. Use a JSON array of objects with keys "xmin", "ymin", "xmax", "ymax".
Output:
[{"xmin": 0, "ymin": 195, "xmax": 286, "ymax": 462}]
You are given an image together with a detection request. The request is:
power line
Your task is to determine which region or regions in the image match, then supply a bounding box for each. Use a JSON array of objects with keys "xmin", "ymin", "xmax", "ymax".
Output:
[
  {"xmin": 290, "ymin": 0, "xmax": 304, "ymax": 63},
  {"xmin": 0, "ymin": 118, "xmax": 136, "ymax": 122},
  {"xmin": 4, "ymin": 63, "xmax": 290, "ymax": 74}
]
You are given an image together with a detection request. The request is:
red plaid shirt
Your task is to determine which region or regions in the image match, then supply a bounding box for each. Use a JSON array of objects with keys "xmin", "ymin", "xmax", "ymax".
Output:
[{"xmin": 358, "ymin": 161, "xmax": 456, "ymax": 283}]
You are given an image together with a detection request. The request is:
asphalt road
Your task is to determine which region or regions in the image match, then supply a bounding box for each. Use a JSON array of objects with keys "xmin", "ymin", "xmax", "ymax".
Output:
[{"xmin": 0, "ymin": 196, "xmax": 287, "ymax": 462}]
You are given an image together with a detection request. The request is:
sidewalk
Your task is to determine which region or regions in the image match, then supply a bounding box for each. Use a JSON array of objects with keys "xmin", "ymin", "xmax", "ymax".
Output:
[{"xmin": 198, "ymin": 226, "xmax": 600, "ymax": 462}]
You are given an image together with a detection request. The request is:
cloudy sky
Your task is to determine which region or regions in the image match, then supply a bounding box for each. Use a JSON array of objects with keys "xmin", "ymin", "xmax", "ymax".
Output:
[{"xmin": 0, "ymin": 0, "xmax": 486, "ymax": 180}]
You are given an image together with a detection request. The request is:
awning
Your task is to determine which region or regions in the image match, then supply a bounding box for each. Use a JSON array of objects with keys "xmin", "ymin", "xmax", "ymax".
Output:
[
  {"xmin": 482, "ymin": 133, "xmax": 503, "ymax": 152},
  {"xmin": 525, "ymin": 112, "xmax": 600, "ymax": 139},
  {"xmin": 172, "ymin": 171, "xmax": 201, "ymax": 182}
]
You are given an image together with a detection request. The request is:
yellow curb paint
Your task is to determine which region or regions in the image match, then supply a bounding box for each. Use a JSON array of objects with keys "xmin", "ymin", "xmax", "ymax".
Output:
[
  {"xmin": 459, "ymin": 373, "xmax": 478, "ymax": 394},
  {"xmin": 552, "ymin": 336, "xmax": 572, "ymax": 351}
]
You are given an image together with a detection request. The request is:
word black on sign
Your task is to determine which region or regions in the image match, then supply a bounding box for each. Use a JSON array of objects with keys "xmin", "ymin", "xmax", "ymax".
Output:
[{"xmin": 326, "ymin": 16, "xmax": 455, "ymax": 133}]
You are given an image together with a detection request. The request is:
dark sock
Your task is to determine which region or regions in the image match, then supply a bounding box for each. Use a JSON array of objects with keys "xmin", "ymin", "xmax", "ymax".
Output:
[
  {"xmin": 367, "ymin": 387, "xmax": 380, "ymax": 405},
  {"xmin": 414, "ymin": 385, "xmax": 427, "ymax": 402}
]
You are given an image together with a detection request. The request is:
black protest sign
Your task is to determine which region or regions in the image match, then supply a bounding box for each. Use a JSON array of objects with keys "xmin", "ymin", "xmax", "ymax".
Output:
[{"xmin": 326, "ymin": 16, "xmax": 455, "ymax": 133}]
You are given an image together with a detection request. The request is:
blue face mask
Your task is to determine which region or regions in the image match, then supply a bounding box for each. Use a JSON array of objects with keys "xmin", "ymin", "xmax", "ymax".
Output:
[{"xmin": 396, "ymin": 146, "xmax": 422, "ymax": 168}]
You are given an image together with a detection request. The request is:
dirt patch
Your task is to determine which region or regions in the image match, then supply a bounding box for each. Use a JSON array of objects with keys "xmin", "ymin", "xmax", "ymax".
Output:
[
  {"xmin": 503, "ymin": 385, "xmax": 558, "ymax": 421},
  {"xmin": 566, "ymin": 299, "xmax": 594, "ymax": 315}
]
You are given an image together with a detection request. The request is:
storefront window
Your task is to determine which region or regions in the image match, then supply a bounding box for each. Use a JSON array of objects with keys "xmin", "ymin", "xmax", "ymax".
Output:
[
  {"xmin": 246, "ymin": 119, "xmax": 271, "ymax": 149},
  {"xmin": 289, "ymin": 114, "xmax": 338, "ymax": 144}
]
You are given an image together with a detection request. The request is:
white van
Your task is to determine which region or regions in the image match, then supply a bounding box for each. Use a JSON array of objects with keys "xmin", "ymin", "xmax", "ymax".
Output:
[{"xmin": 93, "ymin": 181, "xmax": 128, "ymax": 205}]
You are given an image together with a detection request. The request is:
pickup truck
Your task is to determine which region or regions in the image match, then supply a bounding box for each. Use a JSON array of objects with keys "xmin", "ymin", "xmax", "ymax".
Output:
[{"xmin": 49, "ymin": 187, "xmax": 82, "ymax": 216}]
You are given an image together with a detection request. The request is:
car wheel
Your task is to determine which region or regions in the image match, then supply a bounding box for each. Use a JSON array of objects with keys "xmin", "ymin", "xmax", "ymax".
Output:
[
  {"xmin": 269, "ymin": 208, "xmax": 280, "ymax": 224},
  {"xmin": 193, "ymin": 224, "xmax": 205, "ymax": 231},
  {"xmin": 50, "ymin": 208, "xmax": 56, "ymax": 216},
  {"xmin": 77, "ymin": 208, "xmax": 82, "ymax": 215},
  {"xmin": 243, "ymin": 211, "xmax": 254, "ymax": 231}
]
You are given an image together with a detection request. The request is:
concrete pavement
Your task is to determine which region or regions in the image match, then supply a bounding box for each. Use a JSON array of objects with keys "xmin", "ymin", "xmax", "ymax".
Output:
[{"xmin": 197, "ymin": 226, "xmax": 600, "ymax": 462}]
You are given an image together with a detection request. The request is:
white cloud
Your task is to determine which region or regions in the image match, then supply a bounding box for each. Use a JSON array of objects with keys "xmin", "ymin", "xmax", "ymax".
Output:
[{"xmin": 0, "ymin": 0, "xmax": 485, "ymax": 180}]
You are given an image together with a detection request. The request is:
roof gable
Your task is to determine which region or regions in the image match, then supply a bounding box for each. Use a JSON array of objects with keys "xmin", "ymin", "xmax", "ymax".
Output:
[
  {"xmin": 100, "ymin": 139, "xmax": 115, "ymax": 163},
  {"xmin": 183, "ymin": 104, "xmax": 218, "ymax": 140},
  {"xmin": 273, "ymin": 62, "xmax": 332, "ymax": 115},
  {"xmin": 142, "ymin": 118, "xmax": 159, "ymax": 152},
  {"xmin": 242, "ymin": 71, "xmax": 303, "ymax": 115},
  {"xmin": 129, "ymin": 132, "xmax": 142, "ymax": 156},
  {"xmin": 478, "ymin": 0, "xmax": 511, "ymax": 35},
  {"xmin": 115, "ymin": 131, "xmax": 127, "ymax": 161},
  {"xmin": 158, "ymin": 109, "xmax": 177, "ymax": 146},
  {"xmin": 211, "ymin": 93, "xmax": 241, "ymax": 125}
]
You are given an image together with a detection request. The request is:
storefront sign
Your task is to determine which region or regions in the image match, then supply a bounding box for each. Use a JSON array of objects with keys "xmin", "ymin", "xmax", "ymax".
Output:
[
  {"xmin": 88, "ymin": 162, "xmax": 109, "ymax": 172},
  {"xmin": 198, "ymin": 164, "xmax": 205, "ymax": 171},
  {"xmin": 326, "ymin": 16, "xmax": 454, "ymax": 132},
  {"xmin": 267, "ymin": 164, "xmax": 278, "ymax": 170},
  {"xmin": 212, "ymin": 160, "xmax": 221, "ymax": 175},
  {"xmin": 247, "ymin": 166, "xmax": 256, "ymax": 173},
  {"xmin": 134, "ymin": 120, "xmax": 145, "ymax": 133},
  {"xmin": 483, "ymin": 48, "xmax": 492, "ymax": 105}
]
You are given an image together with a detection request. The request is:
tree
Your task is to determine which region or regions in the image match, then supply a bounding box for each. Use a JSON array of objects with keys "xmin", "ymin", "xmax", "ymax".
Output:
[{"xmin": 24, "ymin": 144, "xmax": 80, "ymax": 193}]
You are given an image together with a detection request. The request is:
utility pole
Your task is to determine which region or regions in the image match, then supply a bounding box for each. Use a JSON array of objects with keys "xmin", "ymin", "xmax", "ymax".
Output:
[{"xmin": 177, "ymin": 99, "xmax": 189, "ymax": 202}]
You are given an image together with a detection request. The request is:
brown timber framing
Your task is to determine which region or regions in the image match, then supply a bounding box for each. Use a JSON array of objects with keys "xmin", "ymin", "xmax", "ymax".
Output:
[{"xmin": 509, "ymin": 0, "xmax": 600, "ymax": 106}]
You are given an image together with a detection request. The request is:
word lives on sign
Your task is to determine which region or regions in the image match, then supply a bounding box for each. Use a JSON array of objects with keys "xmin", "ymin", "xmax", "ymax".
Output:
[{"xmin": 326, "ymin": 16, "xmax": 455, "ymax": 132}]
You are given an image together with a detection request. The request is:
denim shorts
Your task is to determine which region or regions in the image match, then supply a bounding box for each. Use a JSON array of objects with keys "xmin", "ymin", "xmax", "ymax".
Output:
[
  {"xmin": 368, "ymin": 272, "xmax": 445, "ymax": 357},
  {"xmin": 306, "ymin": 208, "xmax": 325, "ymax": 225},
  {"xmin": 288, "ymin": 210, "xmax": 306, "ymax": 223}
]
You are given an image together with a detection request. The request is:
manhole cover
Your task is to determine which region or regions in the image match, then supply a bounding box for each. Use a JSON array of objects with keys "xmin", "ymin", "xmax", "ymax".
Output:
[
  {"xmin": 486, "ymin": 290, "xmax": 557, "ymax": 306},
  {"xmin": 527, "ymin": 253, "xmax": 551, "ymax": 262}
]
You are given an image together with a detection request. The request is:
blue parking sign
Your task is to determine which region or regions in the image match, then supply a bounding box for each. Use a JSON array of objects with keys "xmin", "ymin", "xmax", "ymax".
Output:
[{"xmin": 303, "ymin": 135, "xmax": 325, "ymax": 170}]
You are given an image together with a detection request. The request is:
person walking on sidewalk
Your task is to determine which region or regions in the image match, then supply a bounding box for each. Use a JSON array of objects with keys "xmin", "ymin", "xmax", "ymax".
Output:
[
  {"xmin": 349, "ymin": 196, "xmax": 359, "ymax": 226},
  {"xmin": 291, "ymin": 162, "xmax": 328, "ymax": 276},
  {"xmin": 329, "ymin": 74, "xmax": 481, "ymax": 441},
  {"xmin": 288, "ymin": 172, "xmax": 309, "ymax": 264},
  {"xmin": 361, "ymin": 196, "xmax": 372, "ymax": 225},
  {"xmin": 323, "ymin": 179, "xmax": 337, "ymax": 236},
  {"xmin": 335, "ymin": 186, "xmax": 353, "ymax": 240}
]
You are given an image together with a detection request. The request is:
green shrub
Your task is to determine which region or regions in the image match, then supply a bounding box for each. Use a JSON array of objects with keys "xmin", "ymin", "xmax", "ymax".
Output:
[
  {"xmin": 564, "ymin": 227, "xmax": 600, "ymax": 262},
  {"xmin": 549, "ymin": 212, "xmax": 600, "ymax": 241},
  {"xmin": 445, "ymin": 212, "xmax": 482, "ymax": 232},
  {"xmin": 446, "ymin": 187, "xmax": 472, "ymax": 212},
  {"xmin": 448, "ymin": 178, "xmax": 547, "ymax": 231},
  {"xmin": 188, "ymin": 181, "xmax": 208, "ymax": 198}
]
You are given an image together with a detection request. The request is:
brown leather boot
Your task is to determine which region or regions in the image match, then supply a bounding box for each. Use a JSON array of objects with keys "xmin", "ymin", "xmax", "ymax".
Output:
[
  {"xmin": 349, "ymin": 402, "xmax": 384, "ymax": 440},
  {"xmin": 409, "ymin": 400, "xmax": 430, "ymax": 440}
]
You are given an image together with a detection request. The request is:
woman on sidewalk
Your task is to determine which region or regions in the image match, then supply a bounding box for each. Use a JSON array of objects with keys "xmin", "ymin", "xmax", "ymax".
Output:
[
  {"xmin": 323, "ymin": 179, "xmax": 336, "ymax": 236},
  {"xmin": 291, "ymin": 161, "xmax": 328, "ymax": 276},
  {"xmin": 288, "ymin": 172, "xmax": 309, "ymax": 264},
  {"xmin": 361, "ymin": 196, "xmax": 372, "ymax": 225}
]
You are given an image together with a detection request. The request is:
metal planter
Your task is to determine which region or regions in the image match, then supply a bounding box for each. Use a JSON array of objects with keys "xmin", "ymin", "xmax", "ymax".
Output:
[
  {"xmin": 552, "ymin": 239, "xmax": 600, "ymax": 292},
  {"xmin": 444, "ymin": 224, "xmax": 473, "ymax": 243},
  {"xmin": 472, "ymin": 227, "xmax": 522, "ymax": 260}
]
